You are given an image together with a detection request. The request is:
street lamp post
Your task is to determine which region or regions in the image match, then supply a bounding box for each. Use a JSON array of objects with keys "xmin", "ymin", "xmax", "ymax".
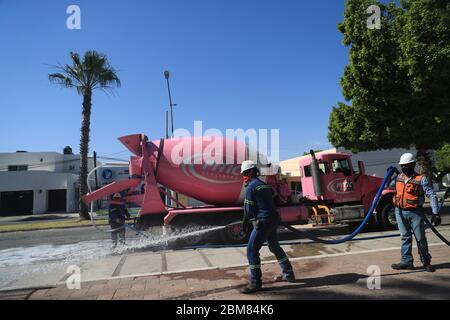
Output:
[
  {"xmin": 165, "ymin": 110, "xmax": 169, "ymax": 139},
  {"xmin": 164, "ymin": 70, "xmax": 175, "ymax": 138},
  {"xmin": 163, "ymin": 70, "xmax": 179, "ymax": 207}
]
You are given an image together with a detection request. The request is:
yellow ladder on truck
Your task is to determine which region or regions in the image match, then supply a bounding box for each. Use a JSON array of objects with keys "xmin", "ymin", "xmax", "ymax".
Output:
[{"xmin": 311, "ymin": 205, "xmax": 336, "ymax": 227}]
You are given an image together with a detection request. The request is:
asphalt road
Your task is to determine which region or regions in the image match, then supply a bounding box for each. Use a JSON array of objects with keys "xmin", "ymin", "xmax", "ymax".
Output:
[
  {"xmin": 0, "ymin": 207, "xmax": 449, "ymax": 293},
  {"xmin": 1, "ymin": 212, "xmax": 449, "ymax": 251},
  {"xmin": 0, "ymin": 226, "xmax": 114, "ymax": 250}
]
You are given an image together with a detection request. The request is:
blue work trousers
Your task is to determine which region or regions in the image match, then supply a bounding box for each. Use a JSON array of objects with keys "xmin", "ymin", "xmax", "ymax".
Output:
[
  {"xmin": 395, "ymin": 208, "xmax": 431, "ymax": 265},
  {"xmin": 247, "ymin": 217, "xmax": 294, "ymax": 286}
]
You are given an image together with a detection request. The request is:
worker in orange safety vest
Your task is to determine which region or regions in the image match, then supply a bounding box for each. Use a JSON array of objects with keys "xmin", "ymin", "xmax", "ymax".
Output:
[{"xmin": 391, "ymin": 153, "xmax": 441, "ymax": 272}]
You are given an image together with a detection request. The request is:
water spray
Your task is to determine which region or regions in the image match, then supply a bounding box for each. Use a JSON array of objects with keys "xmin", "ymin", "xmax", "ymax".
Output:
[{"xmin": 87, "ymin": 164, "xmax": 242, "ymax": 248}]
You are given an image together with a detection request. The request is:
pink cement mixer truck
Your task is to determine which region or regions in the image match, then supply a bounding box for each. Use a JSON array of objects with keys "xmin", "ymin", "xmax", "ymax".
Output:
[{"xmin": 83, "ymin": 134, "xmax": 397, "ymax": 244}]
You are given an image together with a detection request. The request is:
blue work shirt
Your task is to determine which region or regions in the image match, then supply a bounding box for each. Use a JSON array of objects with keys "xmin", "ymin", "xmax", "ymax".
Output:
[
  {"xmin": 390, "ymin": 173, "xmax": 439, "ymax": 215},
  {"xmin": 244, "ymin": 178, "xmax": 279, "ymax": 221},
  {"xmin": 108, "ymin": 202, "xmax": 130, "ymax": 224}
]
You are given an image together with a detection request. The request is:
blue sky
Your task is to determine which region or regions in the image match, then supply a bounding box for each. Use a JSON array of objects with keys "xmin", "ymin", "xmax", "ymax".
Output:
[{"xmin": 0, "ymin": 0, "xmax": 349, "ymax": 161}]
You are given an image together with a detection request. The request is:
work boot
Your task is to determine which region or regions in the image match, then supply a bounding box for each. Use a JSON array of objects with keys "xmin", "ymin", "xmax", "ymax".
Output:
[
  {"xmin": 391, "ymin": 262, "xmax": 414, "ymax": 270},
  {"xmin": 274, "ymin": 274, "xmax": 296, "ymax": 283},
  {"xmin": 241, "ymin": 283, "xmax": 262, "ymax": 294},
  {"xmin": 423, "ymin": 264, "xmax": 436, "ymax": 273}
]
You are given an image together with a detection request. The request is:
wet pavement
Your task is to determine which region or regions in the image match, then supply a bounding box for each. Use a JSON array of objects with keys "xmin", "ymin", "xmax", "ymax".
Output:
[
  {"xmin": 1, "ymin": 204, "xmax": 449, "ymax": 299},
  {"xmin": 1, "ymin": 243, "xmax": 449, "ymax": 300},
  {"xmin": 1, "ymin": 222, "xmax": 450, "ymax": 297}
]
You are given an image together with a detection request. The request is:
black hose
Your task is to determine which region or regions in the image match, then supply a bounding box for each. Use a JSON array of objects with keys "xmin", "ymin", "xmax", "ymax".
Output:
[
  {"xmin": 280, "ymin": 171, "xmax": 450, "ymax": 247},
  {"xmin": 278, "ymin": 166, "xmax": 397, "ymax": 245},
  {"xmin": 424, "ymin": 216, "xmax": 450, "ymax": 247},
  {"xmin": 282, "ymin": 210, "xmax": 450, "ymax": 247}
]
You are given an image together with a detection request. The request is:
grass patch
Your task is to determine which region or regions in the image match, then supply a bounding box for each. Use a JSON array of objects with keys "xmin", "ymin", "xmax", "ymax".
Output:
[
  {"xmin": 0, "ymin": 219, "xmax": 109, "ymax": 233},
  {"xmin": 86, "ymin": 208, "xmax": 140, "ymax": 216}
]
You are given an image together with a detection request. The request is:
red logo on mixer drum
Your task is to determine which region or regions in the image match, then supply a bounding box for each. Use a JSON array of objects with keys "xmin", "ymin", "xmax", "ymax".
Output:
[{"xmin": 181, "ymin": 155, "xmax": 242, "ymax": 184}]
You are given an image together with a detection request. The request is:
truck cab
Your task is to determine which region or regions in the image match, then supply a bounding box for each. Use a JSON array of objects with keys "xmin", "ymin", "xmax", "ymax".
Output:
[
  {"xmin": 300, "ymin": 153, "xmax": 362, "ymax": 204},
  {"xmin": 299, "ymin": 152, "xmax": 396, "ymax": 229}
]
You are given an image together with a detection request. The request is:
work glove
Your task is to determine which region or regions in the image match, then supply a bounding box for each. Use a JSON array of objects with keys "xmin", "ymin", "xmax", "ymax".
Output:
[
  {"xmin": 115, "ymin": 218, "xmax": 125, "ymax": 224},
  {"xmin": 242, "ymin": 218, "xmax": 252, "ymax": 234},
  {"xmin": 431, "ymin": 214, "xmax": 442, "ymax": 227}
]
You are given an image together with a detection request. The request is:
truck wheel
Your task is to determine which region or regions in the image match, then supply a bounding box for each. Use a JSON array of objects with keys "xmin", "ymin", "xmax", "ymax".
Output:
[
  {"xmin": 220, "ymin": 216, "xmax": 249, "ymax": 244},
  {"xmin": 380, "ymin": 203, "xmax": 398, "ymax": 230}
]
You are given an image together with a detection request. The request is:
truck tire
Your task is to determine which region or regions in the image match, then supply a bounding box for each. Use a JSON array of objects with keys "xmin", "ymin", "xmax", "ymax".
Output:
[
  {"xmin": 380, "ymin": 203, "xmax": 398, "ymax": 230},
  {"xmin": 220, "ymin": 216, "xmax": 249, "ymax": 244}
]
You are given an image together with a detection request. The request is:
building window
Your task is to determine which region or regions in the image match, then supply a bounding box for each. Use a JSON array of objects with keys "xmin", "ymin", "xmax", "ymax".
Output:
[
  {"xmin": 8, "ymin": 165, "xmax": 28, "ymax": 171},
  {"xmin": 69, "ymin": 165, "xmax": 75, "ymax": 171}
]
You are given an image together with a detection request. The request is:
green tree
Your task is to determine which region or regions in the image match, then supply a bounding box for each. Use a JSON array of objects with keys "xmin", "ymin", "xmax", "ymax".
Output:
[
  {"xmin": 436, "ymin": 144, "xmax": 450, "ymax": 172},
  {"xmin": 329, "ymin": 0, "xmax": 450, "ymax": 177},
  {"xmin": 49, "ymin": 51, "xmax": 121, "ymax": 219}
]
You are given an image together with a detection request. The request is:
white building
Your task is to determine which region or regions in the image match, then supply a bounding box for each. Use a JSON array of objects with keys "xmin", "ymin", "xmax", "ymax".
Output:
[{"xmin": 0, "ymin": 147, "xmax": 97, "ymax": 215}]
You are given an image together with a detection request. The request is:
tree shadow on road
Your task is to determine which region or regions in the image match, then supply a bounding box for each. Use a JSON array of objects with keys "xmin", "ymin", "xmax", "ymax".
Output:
[
  {"xmin": 173, "ymin": 262, "xmax": 450, "ymax": 300},
  {"xmin": 261, "ymin": 263, "xmax": 450, "ymax": 299},
  {"xmin": 261, "ymin": 272, "xmax": 365, "ymax": 293},
  {"xmin": 172, "ymin": 273, "xmax": 367, "ymax": 300}
]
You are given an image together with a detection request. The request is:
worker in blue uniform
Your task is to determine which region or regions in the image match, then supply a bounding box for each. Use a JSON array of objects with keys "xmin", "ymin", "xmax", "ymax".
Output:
[
  {"xmin": 241, "ymin": 160, "xmax": 295, "ymax": 294},
  {"xmin": 108, "ymin": 193, "xmax": 131, "ymax": 248}
]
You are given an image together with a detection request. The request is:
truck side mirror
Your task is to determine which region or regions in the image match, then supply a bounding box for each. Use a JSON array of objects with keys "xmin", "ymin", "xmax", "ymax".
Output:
[{"xmin": 358, "ymin": 161, "xmax": 365, "ymax": 175}]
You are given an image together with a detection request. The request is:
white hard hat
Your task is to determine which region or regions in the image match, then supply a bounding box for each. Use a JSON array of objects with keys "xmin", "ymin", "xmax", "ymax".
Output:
[
  {"xmin": 241, "ymin": 160, "xmax": 257, "ymax": 174},
  {"xmin": 112, "ymin": 193, "xmax": 122, "ymax": 199},
  {"xmin": 399, "ymin": 153, "xmax": 416, "ymax": 165}
]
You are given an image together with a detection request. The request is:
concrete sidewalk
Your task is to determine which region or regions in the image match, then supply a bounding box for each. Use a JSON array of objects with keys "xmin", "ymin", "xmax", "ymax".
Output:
[
  {"xmin": 1, "ymin": 226, "xmax": 450, "ymax": 300},
  {"xmin": 1, "ymin": 205, "xmax": 449, "ymax": 299},
  {"xmin": 0, "ymin": 226, "xmax": 427, "ymax": 290},
  {"xmin": 1, "ymin": 192, "xmax": 448, "ymax": 299},
  {"xmin": 2, "ymin": 244, "xmax": 449, "ymax": 300}
]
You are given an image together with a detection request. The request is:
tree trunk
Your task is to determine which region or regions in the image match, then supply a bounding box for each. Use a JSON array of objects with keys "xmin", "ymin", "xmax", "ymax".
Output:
[
  {"xmin": 78, "ymin": 89, "xmax": 92, "ymax": 220},
  {"xmin": 416, "ymin": 149, "xmax": 433, "ymax": 181}
]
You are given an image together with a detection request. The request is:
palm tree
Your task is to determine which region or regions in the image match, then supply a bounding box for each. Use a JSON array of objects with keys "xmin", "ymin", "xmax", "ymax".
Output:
[{"xmin": 49, "ymin": 51, "xmax": 121, "ymax": 219}]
